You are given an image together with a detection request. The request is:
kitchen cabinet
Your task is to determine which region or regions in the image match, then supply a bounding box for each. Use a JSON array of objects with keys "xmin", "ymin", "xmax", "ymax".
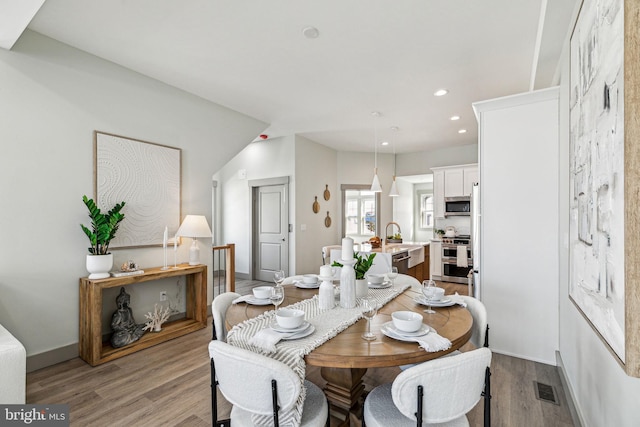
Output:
[
  {"xmin": 432, "ymin": 164, "xmax": 478, "ymax": 219},
  {"xmin": 433, "ymin": 169, "xmax": 445, "ymax": 219},
  {"xmin": 430, "ymin": 240, "xmax": 442, "ymax": 279},
  {"xmin": 443, "ymin": 165, "xmax": 478, "ymax": 197}
]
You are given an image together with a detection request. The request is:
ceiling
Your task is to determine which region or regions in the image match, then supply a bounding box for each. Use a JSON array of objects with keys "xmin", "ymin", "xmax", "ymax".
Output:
[{"xmin": 8, "ymin": 0, "xmax": 578, "ymax": 154}]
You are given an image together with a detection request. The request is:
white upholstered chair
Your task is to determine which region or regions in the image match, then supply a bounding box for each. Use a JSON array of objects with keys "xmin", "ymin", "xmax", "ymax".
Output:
[
  {"xmin": 0, "ymin": 324, "xmax": 26, "ymax": 404},
  {"xmin": 455, "ymin": 295, "xmax": 488, "ymax": 349},
  {"xmin": 211, "ymin": 292, "xmax": 240, "ymax": 342},
  {"xmin": 209, "ymin": 340, "xmax": 328, "ymax": 427},
  {"xmin": 364, "ymin": 347, "xmax": 492, "ymax": 427},
  {"xmin": 321, "ymin": 245, "xmax": 341, "ymax": 265}
]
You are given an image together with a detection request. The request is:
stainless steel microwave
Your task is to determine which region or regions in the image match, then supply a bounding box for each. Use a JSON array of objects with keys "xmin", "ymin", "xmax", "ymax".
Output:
[{"xmin": 444, "ymin": 196, "xmax": 470, "ymax": 216}]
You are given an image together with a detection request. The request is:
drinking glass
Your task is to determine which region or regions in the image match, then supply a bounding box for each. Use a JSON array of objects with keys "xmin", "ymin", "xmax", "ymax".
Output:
[
  {"xmin": 361, "ymin": 297, "xmax": 377, "ymax": 341},
  {"xmin": 387, "ymin": 267, "xmax": 399, "ymax": 285},
  {"xmin": 270, "ymin": 285, "xmax": 285, "ymax": 311},
  {"xmin": 421, "ymin": 279, "xmax": 437, "ymax": 314},
  {"xmin": 274, "ymin": 270, "xmax": 285, "ymax": 286}
]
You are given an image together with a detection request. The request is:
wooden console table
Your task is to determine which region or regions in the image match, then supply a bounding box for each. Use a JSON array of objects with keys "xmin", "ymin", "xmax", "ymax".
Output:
[{"xmin": 79, "ymin": 264, "xmax": 207, "ymax": 366}]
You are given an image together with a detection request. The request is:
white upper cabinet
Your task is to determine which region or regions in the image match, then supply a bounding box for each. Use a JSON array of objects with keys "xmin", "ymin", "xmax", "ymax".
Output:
[
  {"xmin": 462, "ymin": 166, "xmax": 478, "ymax": 196},
  {"xmin": 433, "ymin": 169, "xmax": 445, "ymax": 218},
  {"xmin": 432, "ymin": 164, "xmax": 478, "ymax": 213}
]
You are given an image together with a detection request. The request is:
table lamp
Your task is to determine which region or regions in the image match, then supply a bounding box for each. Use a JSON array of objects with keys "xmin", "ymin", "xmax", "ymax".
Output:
[{"xmin": 176, "ymin": 215, "xmax": 212, "ymax": 265}]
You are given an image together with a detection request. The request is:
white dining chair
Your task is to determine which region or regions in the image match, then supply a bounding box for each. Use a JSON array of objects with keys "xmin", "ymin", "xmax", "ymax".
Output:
[
  {"xmin": 209, "ymin": 340, "xmax": 329, "ymax": 427},
  {"xmin": 455, "ymin": 294, "xmax": 489, "ymax": 349},
  {"xmin": 211, "ymin": 292, "xmax": 240, "ymax": 342},
  {"xmin": 364, "ymin": 347, "xmax": 492, "ymax": 427},
  {"xmin": 322, "ymin": 245, "xmax": 341, "ymax": 265}
]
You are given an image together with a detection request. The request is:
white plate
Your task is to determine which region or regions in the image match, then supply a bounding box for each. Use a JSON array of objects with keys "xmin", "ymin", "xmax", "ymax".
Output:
[
  {"xmin": 382, "ymin": 321, "xmax": 430, "ymax": 337},
  {"xmin": 270, "ymin": 320, "xmax": 310, "ymax": 333},
  {"xmin": 294, "ymin": 280, "xmax": 320, "ymax": 289},
  {"xmin": 368, "ymin": 281, "xmax": 392, "ymax": 289},
  {"xmin": 413, "ymin": 297, "xmax": 455, "ymax": 307},
  {"xmin": 282, "ymin": 324, "xmax": 315, "ymax": 340},
  {"xmin": 245, "ymin": 296, "xmax": 273, "ymax": 306},
  {"xmin": 381, "ymin": 322, "xmax": 430, "ymax": 342}
]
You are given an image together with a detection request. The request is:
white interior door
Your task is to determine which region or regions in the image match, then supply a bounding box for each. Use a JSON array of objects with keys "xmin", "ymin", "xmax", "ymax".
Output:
[{"xmin": 254, "ymin": 183, "xmax": 289, "ymax": 281}]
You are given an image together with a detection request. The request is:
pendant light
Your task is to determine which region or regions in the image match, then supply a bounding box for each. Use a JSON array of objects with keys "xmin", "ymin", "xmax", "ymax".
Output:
[
  {"xmin": 388, "ymin": 126, "xmax": 400, "ymax": 197},
  {"xmin": 370, "ymin": 112, "xmax": 382, "ymax": 193}
]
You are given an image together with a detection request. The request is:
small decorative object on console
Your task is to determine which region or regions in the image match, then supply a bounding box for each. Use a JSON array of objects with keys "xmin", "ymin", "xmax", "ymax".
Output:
[{"xmin": 143, "ymin": 303, "xmax": 171, "ymax": 332}]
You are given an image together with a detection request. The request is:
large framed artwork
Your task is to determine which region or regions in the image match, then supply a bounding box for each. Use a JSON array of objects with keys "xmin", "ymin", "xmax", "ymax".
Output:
[
  {"xmin": 569, "ymin": 0, "xmax": 640, "ymax": 376},
  {"xmin": 94, "ymin": 131, "xmax": 181, "ymax": 249}
]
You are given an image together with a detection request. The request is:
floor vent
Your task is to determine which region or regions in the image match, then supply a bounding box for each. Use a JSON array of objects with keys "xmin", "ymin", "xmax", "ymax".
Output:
[{"xmin": 534, "ymin": 381, "xmax": 559, "ymax": 405}]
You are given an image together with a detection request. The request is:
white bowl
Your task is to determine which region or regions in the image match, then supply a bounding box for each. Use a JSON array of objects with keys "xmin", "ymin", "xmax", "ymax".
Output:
[
  {"xmin": 391, "ymin": 311, "xmax": 423, "ymax": 333},
  {"xmin": 276, "ymin": 308, "xmax": 305, "ymax": 329},
  {"xmin": 368, "ymin": 274, "xmax": 385, "ymax": 284},
  {"xmin": 252, "ymin": 286, "xmax": 272, "ymax": 300},
  {"xmin": 302, "ymin": 274, "xmax": 318, "ymax": 284}
]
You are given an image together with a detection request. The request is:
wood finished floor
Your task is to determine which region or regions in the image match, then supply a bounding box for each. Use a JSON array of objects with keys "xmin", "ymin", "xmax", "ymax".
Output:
[{"xmin": 27, "ymin": 279, "xmax": 574, "ymax": 426}]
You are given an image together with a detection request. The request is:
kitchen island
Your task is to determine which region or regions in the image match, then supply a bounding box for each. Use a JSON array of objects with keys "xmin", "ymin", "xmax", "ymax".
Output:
[{"xmin": 354, "ymin": 241, "xmax": 430, "ymax": 283}]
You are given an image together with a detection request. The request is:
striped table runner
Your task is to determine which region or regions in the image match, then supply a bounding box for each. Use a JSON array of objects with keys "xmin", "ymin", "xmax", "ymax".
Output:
[{"xmin": 227, "ymin": 282, "xmax": 411, "ymax": 427}]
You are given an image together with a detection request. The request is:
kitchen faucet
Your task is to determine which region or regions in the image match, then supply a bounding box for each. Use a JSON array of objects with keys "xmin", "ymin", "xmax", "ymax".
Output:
[{"xmin": 386, "ymin": 222, "xmax": 402, "ymax": 242}]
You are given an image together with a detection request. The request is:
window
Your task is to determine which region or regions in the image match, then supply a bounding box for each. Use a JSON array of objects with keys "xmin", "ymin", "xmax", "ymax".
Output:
[
  {"xmin": 419, "ymin": 192, "xmax": 434, "ymax": 229},
  {"xmin": 342, "ymin": 185, "xmax": 380, "ymax": 243}
]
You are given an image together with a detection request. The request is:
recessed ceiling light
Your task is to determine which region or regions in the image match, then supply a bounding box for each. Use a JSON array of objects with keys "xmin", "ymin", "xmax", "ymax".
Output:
[
  {"xmin": 450, "ymin": 115, "xmax": 460, "ymax": 121},
  {"xmin": 458, "ymin": 129, "xmax": 467, "ymax": 134},
  {"xmin": 434, "ymin": 89, "xmax": 449, "ymax": 97},
  {"xmin": 381, "ymin": 141, "xmax": 389, "ymax": 146},
  {"xmin": 302, "ymin": 26, "xmax": 320, "ymax": 39}
]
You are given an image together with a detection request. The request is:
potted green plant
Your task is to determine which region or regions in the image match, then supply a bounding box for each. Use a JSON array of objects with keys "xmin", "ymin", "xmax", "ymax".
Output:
[
  {"xmin": 81, "ymin": 195, "xmax": 126, "ymax": 279},
  {"xmin": 332, "ymin": 251, "xmax": 377, "ymax": 297}
]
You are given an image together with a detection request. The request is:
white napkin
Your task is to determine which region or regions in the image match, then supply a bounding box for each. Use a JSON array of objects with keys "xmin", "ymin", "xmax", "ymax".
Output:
[
  {"xmin": 386, "ymin": 327, "xmax": 452, "ymax": 352},
  {"xmin": 415, "ymin": 329, "xmax": 452, "ymax": 352},
  {"xmin": 248, "ymin": 327, "xmax": 298, "ymax": 353},
  {"xmin": 450, "ymin": 292, "xmax": 468, "ymax": 307},
  {"xmin": 232, "ymin": 294, "xmax": 254, "ymax": 304}
]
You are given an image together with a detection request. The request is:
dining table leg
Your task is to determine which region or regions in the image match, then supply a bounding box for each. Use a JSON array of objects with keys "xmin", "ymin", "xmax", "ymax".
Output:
[{"xmin": 320, "ymin": 367, "xmax": 367, "ymax": 427}]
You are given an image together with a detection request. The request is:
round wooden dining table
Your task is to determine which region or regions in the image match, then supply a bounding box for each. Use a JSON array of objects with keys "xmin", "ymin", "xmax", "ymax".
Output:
[{"xmin": 225, "ymin": 275, "xmax": 473, "ymax": 427}]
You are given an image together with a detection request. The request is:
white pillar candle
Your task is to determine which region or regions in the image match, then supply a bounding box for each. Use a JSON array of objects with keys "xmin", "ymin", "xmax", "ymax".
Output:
[
  {"xmin": 320, "ymin": 265, "xmax": 332, "ymax": 277},
  {"xmin": 163, "ymin": 226, "xmax": 168, "ymax": 249},
  {"xmin": 341, "ymin": 237, "xmax": 354, "ymax": 261}
]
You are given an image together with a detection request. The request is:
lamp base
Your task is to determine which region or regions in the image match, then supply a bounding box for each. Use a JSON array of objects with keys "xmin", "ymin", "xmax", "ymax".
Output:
[{"xmin": 189, "ymin": 239, "xmax": 200, "ymax": 265}]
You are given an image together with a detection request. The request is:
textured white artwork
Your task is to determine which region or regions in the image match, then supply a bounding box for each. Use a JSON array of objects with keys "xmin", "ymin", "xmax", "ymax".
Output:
[
  {"xmin": 569, "ymin": 0, "xmax": 625, "ymax": 361},
  {"xmin": 95, "ymin": 132, "xmax": 181, "ymax": 248}
]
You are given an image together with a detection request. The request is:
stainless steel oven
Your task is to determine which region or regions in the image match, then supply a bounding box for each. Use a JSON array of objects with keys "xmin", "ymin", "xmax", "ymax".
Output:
[{"xmin": 441, "ymin": 235, "xmax": 472, "ymax": 284}]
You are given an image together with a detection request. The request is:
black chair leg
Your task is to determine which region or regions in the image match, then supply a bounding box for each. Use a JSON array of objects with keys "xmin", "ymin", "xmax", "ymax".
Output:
[
  {"xmin": 484, "ymin": 324, "xmax": 490, "ymax": 348},
  {"xmin": 272, "ymin": 379, "xmax": 280, "ymax": 426},
  {"xmin": 482, "ymin": 366, "xmax": 491, "ymax": 427},
  {"xmin": 211, "ymin": 358, "xmax": 230, "ymax": 427},
  {"xmin": 415, "ymin": 385, "xmax": 423, "ymax": 427}
]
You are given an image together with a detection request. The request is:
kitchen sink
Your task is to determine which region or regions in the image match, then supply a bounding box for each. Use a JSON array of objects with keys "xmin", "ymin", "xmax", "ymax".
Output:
[{"xmin": 407, "ymin": 246, "xmax": 425, "ymax": 268}]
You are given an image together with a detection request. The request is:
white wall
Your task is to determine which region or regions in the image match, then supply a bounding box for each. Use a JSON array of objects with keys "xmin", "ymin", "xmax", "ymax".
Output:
[
  {"xmin": 396, "ymin": 143, "xmax": 478, "ymax": 176},
  {"xmin": 212, "ymin": 136, "xmax": 295, "ymax": 276},
  {"xmin": 294, "ymin": 136, "xmax": 340, "ymax": 274},
  {"xmin": 0, "ymin": 30, "xmax": 265, "ymax": 362},
  {"xmin": 557, "ymin": 2, "xmax": 640, "ymax": 423},
  {"xmin": 392, "ymin": 179, "xmax": 414, "ymax": 241}
]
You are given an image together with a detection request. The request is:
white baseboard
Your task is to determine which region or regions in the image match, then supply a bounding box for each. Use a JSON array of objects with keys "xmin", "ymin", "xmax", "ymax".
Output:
[{"xmin": 556, "ymin": 350, "xmax": 585, "ymax": 427}]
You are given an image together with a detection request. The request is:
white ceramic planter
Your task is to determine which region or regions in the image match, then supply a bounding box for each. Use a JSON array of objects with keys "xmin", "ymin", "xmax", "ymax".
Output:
[
  {"xmin": 356, "ymin": 279, "xmax": 368, "ymax": 298},
  {"xmin": 86, "ymin": 254, "xmax": 113, "ymax": 279}
]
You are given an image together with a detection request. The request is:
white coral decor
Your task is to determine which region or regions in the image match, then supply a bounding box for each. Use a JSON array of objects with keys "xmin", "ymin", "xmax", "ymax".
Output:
[{"xmin": 143, "ymin": 304, "xmax": 171, "ymax": 332}]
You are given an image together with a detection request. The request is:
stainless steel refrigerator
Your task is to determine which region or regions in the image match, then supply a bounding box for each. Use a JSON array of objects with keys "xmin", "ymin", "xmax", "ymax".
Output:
[{"xmin": 470, "ymin": 182, "xmax": 481, "ymax": 299}]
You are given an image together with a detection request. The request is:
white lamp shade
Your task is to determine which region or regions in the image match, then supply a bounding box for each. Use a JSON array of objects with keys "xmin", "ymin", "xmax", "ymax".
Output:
[
  {"xmin": 176, "ymin": 215, "xmax": 212, "ymax": 238},
  {"xmin": 370, "ymin": 173, "xmax": 382, "ymax": 193},
  {"xmin": 389, "ymin": 178, "xmax": 399, "ymax": 197}
]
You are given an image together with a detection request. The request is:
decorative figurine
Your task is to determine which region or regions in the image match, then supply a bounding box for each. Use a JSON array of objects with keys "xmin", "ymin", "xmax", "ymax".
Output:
[{"xmin": 110, "ymin": 287, "xmax": 146, "ymax": 348}]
